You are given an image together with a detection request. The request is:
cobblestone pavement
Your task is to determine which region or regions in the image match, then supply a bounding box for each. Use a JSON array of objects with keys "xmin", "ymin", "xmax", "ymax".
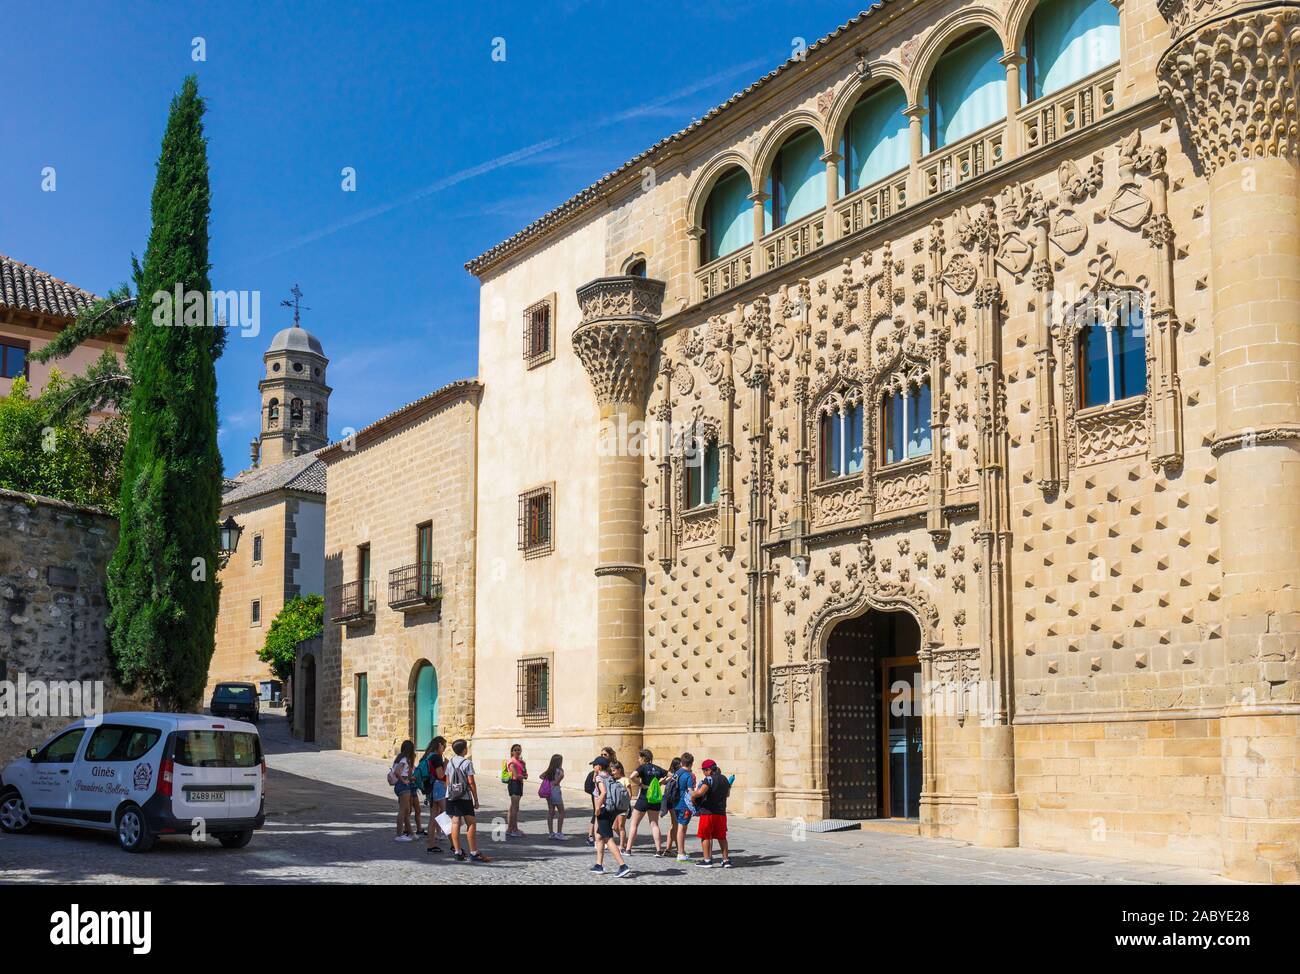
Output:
[{"xmin": 0, "ymin": 716, "xmax": 1229, "ymax": 885}]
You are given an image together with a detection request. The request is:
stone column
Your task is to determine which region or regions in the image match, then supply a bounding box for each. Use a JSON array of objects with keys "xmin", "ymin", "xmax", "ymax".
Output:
[
  {"xmin": 573, "ymin": 276, "xmax": 665, "ymax": 751},
  {"xmin": 749, "ymin": 190, "xmax": 770, "ymax": 276},
  {"xmin": 821, "ymin": 150, "xmax": 842, "ymax": 242},
  {"xmin": 1158, "ymin": 0, "xmax": 1300, "ymax": 883},
  {"xmin": 904, "ymin": 105, "xmax": 928, "ymax": 202},
  {"xmin": 999, "ymin": 52, "xmax": 1025, "ymax": 159}
]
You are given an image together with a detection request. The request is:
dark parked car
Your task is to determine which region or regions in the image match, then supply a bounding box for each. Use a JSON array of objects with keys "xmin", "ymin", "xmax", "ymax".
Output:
[{"xmin": 210, "ymin": 682, "xmax": 260, "ymax": 723}]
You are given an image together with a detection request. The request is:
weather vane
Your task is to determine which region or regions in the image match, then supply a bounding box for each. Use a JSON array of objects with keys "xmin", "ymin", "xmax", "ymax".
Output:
[{"xmin": 281, "ymin": 284, "xmax": 310, "ymax": 327}]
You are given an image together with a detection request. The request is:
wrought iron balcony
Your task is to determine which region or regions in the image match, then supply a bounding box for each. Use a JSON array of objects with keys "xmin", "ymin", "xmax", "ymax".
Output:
[
  {"xmin": 388, "ymin": 562, "xmax": 443, "ymax": 610},
  {"xmin": 331, "ymin": 579, "xmax": 375, "ymax": 623}
]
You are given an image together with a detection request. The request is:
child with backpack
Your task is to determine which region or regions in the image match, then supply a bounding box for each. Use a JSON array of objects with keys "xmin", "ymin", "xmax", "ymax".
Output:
[
  {"xmin": 588, "ymin": 756, "xmax": 631, "ymax": 878},
  {"xmin": 671, "ymin": 752, "xmax": 698, "ymax": 863},
  {"xmin": 659, "ymin": 756, "xmax": 683, "ymax": 858},
  {"xmin": 504, "ymin": 743, "xmax": 527, "ymax": 838},
  {"xmin": 539, "ymin": 754, "xmax": 566, "ymax": 840},
  {"xmin": 445, "ymin": 738, "xmax": 491, "ymax": 863},
  {"xmin": 387, "ymin": 740, "xmax": 417, "ymax": 842},
  {"xmin": 691, "ymin": 759, "xmax": 733, "ymax": 868},
  {"xmin": 416, "ymin": 737, "xmax": 448, "ymax": 853},
  {"xmin": 624, "ymin": 749, "xmax": 667, "ymax": 855}
]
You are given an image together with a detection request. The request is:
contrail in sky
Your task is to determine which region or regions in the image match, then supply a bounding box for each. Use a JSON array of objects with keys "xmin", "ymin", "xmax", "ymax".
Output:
[{"xmin": 243, "ymin": 56, "xmax": 770, "ymax": 266}]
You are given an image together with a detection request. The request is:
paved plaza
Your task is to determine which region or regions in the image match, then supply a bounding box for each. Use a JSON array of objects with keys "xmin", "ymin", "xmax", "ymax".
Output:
[{"xmin": 0, "ymin": 717, "xmax": 1229, "ymax": 885}]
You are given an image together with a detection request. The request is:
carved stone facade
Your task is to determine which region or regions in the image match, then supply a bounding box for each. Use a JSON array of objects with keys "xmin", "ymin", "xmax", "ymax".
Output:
[{"xmin": 469, "ymin": 0, "xmax": 1300, "ymax": 882}]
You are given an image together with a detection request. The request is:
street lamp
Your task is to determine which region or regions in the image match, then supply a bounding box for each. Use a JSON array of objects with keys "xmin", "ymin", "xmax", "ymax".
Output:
[{"xmin": 218, "ymin": 515, "xmax": 244, "ymax": 559}]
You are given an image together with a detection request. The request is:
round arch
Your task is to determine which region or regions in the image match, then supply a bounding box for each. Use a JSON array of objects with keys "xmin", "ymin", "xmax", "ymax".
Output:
[
  {"xmin": 685, "ymin": 151, "xmax": 755, "ymax": 234},
  {"xmin": 905, "ymin": 6, "xmax": 1011, "ymax": 106},
  {"xmin": 751, "ymin": 110, "xmax": 830, "ymax": 190},
  {"xmin": 825, "ymin": 66, "xmax": 910, "ymax": 152}
]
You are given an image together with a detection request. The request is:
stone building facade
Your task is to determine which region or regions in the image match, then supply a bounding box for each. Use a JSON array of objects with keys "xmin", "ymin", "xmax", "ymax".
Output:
[
  {"xmin": 0, "ymin": 489, "xmax": 147, "ymax": 763},
  {"xmin": 467, "ymin": 0, "xmax": 1300, "ymax": 882},
  {"xmin": 316, "ymin": 380, "xmax": 481, "ymax": 760}
]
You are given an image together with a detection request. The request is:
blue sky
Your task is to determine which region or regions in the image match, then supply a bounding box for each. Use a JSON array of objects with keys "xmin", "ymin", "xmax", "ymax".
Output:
[{"xmin": 0, "ymin": 0, "xmax": 856, "ymax": 475}]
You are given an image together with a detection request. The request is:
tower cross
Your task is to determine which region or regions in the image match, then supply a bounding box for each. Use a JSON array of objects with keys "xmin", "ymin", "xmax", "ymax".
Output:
[{"xmin": 281, "ymin": 284, "xmax": 310, "ymax": 327}]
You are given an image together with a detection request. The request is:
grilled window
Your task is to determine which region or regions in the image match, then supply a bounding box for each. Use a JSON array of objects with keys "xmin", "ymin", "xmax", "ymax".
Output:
[
  {"xmin": 252, "ymin": 533, "xmax": 263, "ymax": 564},
  {"xmin": 523, "ymin": 295, "xmax": 555, "ymax": 368},
  {"xmin": 251, "ymin": 599, "xmax": 261, "ymax": 625},
  {"xmin": 518, "ymin": 485, "xmax": 553, "ymax": 558},
  {"xmin": 517, "ymin": 657, "xmax": 551, "ymax": 725}
]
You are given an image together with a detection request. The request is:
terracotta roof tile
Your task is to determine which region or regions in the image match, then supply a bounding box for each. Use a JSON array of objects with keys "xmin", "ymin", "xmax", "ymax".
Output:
[{"xmin": 0, "ymin": 253, "xmax": 99, "ymax": 318}]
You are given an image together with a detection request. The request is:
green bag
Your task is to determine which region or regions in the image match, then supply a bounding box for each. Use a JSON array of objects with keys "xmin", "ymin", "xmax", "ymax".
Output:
[{"xmin": 645, "ymin": 775, "xmax": 663, "ymax": 804}]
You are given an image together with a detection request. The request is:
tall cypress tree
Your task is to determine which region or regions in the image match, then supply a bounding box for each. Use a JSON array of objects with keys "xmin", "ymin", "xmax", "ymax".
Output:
[{"xmin": 107, "ymin": 75, "xmax": 225, "ymax": 711}]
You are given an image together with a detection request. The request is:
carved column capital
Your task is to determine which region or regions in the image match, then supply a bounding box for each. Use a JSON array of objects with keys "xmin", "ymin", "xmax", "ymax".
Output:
[
  {"xmin": 1157, "ymin": 2, "xmax": 1300, "ymax": 176},
  {"xmin": 573, "ymin": 276, "xmax": 666, "ymax": 407}
]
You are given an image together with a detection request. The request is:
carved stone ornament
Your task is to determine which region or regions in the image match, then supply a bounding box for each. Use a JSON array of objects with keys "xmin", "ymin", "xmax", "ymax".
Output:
[
  {"xmin": 573, "ymin": 276, "xmax": 666, "ymax": 407},
  {"xmin": 1157, "ymin": 7, "xmax": 1300, "ymax": 176},
  {"xmin": 940, "ymin": 252, "xmax": 977, "ymax": 294}
]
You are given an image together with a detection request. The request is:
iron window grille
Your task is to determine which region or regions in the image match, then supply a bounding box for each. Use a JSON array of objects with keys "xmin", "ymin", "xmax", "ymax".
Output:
[
  {"xmin": 388, "ymin": 561, "xmax": 443, "ymax": 609},
  {"xmin": 523, "ymin": 295, "xmax": 555, "ymax": 369},
  {"xmin": 331, "ymin": 579, "xmax": 376, "ymax": 623},
  {"xmin": 518, "ymin": 485, "xmax": 554, "ymax": 559},
  {"xmin": 517, "ymin": 657, "xmax": 551, "ymax": 726}
]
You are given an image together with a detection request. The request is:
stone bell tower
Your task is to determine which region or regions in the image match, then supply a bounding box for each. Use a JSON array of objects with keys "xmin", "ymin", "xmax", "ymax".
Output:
[
  {"xmin": 573, "ymin": 275, "xmax": 666, "ymax": 753},
  {"xmin": 256, "ymin": 309, "xmax": 331, "ymax": 468},
  {"xmin": 1157, "ymin": 0, "xmax": 1300, "ymax": 883}
]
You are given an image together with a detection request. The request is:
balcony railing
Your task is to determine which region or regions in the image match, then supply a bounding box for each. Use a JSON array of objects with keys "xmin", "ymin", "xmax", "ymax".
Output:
[
  {"xmin": 331, "ymin": 579, "xmax": 375, "ymax": 623},
  {"xmin": 761, "ymin": 208, "xmax": 826, "ymax": 274},
  {"xmin": 921, "ymin": 121, "xmax": 1006, "ymax": 200},
  {"xmin": 1020, "ymin": 63, "xmax": 1119, "ymax": 154},
  {"xmin": 388, "ymin": 562, "xmax": 443, "ymax": 610},
  {"xmin": 833, "ymin": 168, "xmax": 908, "ymax": 239},
  {"xmin": 695, "ymin": 248, "xmax": 753, "ymax": 303}
]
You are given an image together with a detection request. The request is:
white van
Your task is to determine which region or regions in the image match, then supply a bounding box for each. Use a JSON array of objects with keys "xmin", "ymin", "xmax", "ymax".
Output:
[{"xmin": 0, "ymin": 713, "xmax": 265, "ymax": 852}]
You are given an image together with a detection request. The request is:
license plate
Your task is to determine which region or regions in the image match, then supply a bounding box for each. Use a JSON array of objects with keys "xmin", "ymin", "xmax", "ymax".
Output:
[{"xmin": 188, "ymin": 790, "xmax": 226, "ymax": 802}]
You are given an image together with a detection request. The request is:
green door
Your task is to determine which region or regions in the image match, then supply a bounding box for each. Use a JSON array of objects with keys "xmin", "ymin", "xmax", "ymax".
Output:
[{"xmin": 415, "ymin": 664, "xmax": 438, "ymax": 749}]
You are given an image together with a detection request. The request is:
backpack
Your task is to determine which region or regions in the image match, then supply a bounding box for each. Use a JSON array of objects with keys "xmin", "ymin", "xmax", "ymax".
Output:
[
  {"xmin": 501, "ymin": 762, "xmax": 512, "ymax": 783},
  {"xmin": 604, "ymin": 777, "xmax": 631, "ymax": 816},
  {"xmin": 387, "ymin": 760, "xmax": 402, "ymax": 787},
  {"xmin": 414, "ymin": 756, "xmax": 432, "ymax": 795},
  {"xmin": 538, "ymin": 776, "xmax": 553, "ymax": 800},
  {"xmin": 645, "ymin": 775, "xmax": 663, "ymax": 805},
  {"xmin": 663, "ymin": 772, "xmax": 680, "ymax": 807},
  {"xmin": 446, "ymin": 756, "xmax": 471, "ymax": 800}
]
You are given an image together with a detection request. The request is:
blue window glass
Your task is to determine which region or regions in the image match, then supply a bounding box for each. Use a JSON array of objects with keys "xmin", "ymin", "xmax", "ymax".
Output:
[
  {"xmin": 842, "ymin": 85, "xmax": 910, "ymax": 194},
  {"xmin": 1117, "ymin": 302, "xmax": 1147, "ymax": 400},
  {"xmin": 928, "ymin": 29, "xmax": 1007, "ymax": 149},
  {"xmin": 1026, "ymin": 0, "xmax": 1120, "ymax": 100},
  {"xmin": 1, "ymin": 342, "xmax": 26, "ymax": 379},
  {"xmin": 703, "ymin": 168, "xmax": 753, "ymax": 263},
  {"xmin": 687, "ymin": 439, "xmax": 720, "ymax": 507},
  {"xmin": 909, "ymin": 383, "xmax": 933, "ymax": 458},
  {"xmin": 767, "ymin": 128, "xmax": 826, "ymax": 231},
  {"xmin": 846, "ymin": 404, "xmax": 864, "ymax": 474},
  {"xmin": 1078, "ymin": 293, "xmax": 1146, "ymax": 407},
  {"xmin": 704, "ymin": 441, "xmax": 720, "ymax": 505},
  {"xmin": 885, "ymin": 391, "xmax": 905, "ymax": 464}
]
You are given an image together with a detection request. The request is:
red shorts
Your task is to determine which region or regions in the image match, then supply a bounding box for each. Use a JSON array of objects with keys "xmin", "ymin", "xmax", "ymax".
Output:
[{"xmin": 697, "ymin": 814, "xmax": 727, "ymax": 841}]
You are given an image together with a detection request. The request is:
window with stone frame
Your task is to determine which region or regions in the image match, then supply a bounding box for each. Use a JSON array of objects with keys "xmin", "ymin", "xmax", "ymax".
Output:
[
  {"xmin": 250, "ymin": 599, "xmax": 261, "ymax": 626},
  {"xmin": 267, "ymin": 397, "xmax": 280, "ymax": 429},
  {"xmin": 252, "ymin": 533, "xmax": 264, "ymax": 564},
  {"xmin": 523, "ymin": 294, "xmax": 556, "ymax": 369},
  {"xmin": 518, "ymin": 484, "xmax": 554, "ymax": 558},
  {"xmin": 517, "ymin": 656, "xmax": 551, "ymax": 726},
  {"xmin": 1075, "ymin": 289, "xmax": 1147, "ymax": 409},
  {"xmin": 684, "ymin": 435, "xmax": 720, "ymax": 509},
  {"xmin": 290, "ymin": 397, "xmax": 304, "ymax": 428},
  {"xmin": 813, "ymin": 385, "xmax": 866, "ymax": 481}
]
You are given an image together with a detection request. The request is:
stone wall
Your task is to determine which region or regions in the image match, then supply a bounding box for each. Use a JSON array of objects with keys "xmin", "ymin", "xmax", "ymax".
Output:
[
  {"xmin": 320, "ymin": 383, "xmax": 480, "ymax": 760},
  {"xmin": 0, "ymin": 489, "xmax": 146, "ymax": 763}
]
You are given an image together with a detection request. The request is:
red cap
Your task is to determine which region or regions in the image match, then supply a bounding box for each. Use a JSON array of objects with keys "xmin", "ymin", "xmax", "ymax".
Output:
[{"xmin": 701, "ymin": 759, "xmax": 717, "ymax": 770}]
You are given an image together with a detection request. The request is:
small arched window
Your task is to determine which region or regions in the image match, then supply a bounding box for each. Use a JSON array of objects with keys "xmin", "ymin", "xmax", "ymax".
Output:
[
  {"xmin": 290, "ymin": 398, "xmax": 304, "ymax": 428},
  {"xmin": 685, "ymin": 438, "xmax": 720, "ymax": 508},
  {"xmin": 820, "ymin": 400, "xmax": 864, "ymax": 479},
  {"xmin": 1077, "ymin": 292, "xmax": 1146, "ymax": 408},
  {"xmin": 313, "ymin": 404, "xmax": 324, "ymax": 430},
  {"xmin": 926, "ymin": 28, "xmax": 1006, "ymax": 150},
  {"xmin": 267, "ymin": 398, "xmax": 279, "ymax": 428},
  {"xmin": 1023, "ymin": 0, "xmax": 1120, "ymax": 101},
  {"xmin": 882, "ymin": 381, "xmax": 933, "ymax": 464},
  {"xmin": 625, "ymin": 258, "xmax": 647, "ymax": 278},
  {"xmin": 701, "ymin": 167, "xmax": 754, "ymax": 264},
  {"xmin": 840, "ymin": 84, "xmax": 910, "ymax": 194},
  {"xmin": 766, "ymin": 128, "xmax": 826, "ymax": 231}
]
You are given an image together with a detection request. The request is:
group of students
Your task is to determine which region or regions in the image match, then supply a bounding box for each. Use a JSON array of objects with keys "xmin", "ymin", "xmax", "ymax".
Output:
[{"xmin": 390, "ymin": 739, "xmax": 734, "ymax": 875}]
